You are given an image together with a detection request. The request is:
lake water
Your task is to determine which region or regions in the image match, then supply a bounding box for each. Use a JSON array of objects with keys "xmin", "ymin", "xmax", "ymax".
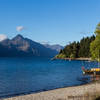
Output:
[{"xmin": 0, "ymin": 57, "xmax": 98, "ymax": 98}]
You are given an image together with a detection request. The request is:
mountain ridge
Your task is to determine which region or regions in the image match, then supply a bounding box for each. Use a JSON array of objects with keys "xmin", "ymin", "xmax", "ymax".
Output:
[
  {"xmin": 0, "ymin": 34, "xmax": 58, "ymax": 57},
  {"xmin": 43, "ymin": 44, "xmax": 64, "ymax": 52}
]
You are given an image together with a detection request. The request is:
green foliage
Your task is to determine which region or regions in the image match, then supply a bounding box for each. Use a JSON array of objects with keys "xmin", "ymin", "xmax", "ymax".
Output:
[
  {"xmin": 70, "ymin": 53, "xmax": 75, "ymax": 59},
  {"xmin": 95, "ymin": 23, "xmax": 100, "ymax": 35},
  {"xmin": 55, "ymin": 53, "xmax": 66, "ymax": 58},
  {"xmin": 78, "ymin": 36, "xmax": 95, "ymax": 57},
  {"xmin": 90, "ymin": 23, "xmax": 100, "ymax": 61},
  {"xmin": 58, "ymin": 35, "xmax": 95, "ymax": 59}
]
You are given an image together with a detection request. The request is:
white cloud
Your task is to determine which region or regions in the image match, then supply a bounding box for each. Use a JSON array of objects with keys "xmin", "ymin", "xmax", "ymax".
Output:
[
  {"xmin": 16, "ymin": 26, "xmax": 24, "ymax": 32},
  {"xmin": 0, "ymin": 34, "xmax": 7, "ymax": 41}
]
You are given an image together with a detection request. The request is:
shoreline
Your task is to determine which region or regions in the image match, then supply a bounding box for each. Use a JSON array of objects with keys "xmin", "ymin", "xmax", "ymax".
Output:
[
  {"xmin": 3, "ymin": 82, "xmax": 100, "ymax": 100},
  {"xmin": 0, "ymin": 82, "xmax": 90, "ymax": 99},
  {"xmin": 52, "ymin": 57, "xmax": 91, "ymax": 61}
]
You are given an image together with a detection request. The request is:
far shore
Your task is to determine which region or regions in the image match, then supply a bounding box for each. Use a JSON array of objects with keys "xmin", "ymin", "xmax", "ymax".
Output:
[
  {"xmin": 3, "ymin": 82, "xmax": 100, "ymax": 100},
  {"xmin": 52, "ymin": 57, "xmax": 91, "ymax": 61}
]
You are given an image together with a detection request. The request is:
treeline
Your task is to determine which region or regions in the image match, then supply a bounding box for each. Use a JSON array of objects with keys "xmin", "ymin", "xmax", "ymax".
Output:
[{"xmin": 56, "ymin": 35, "xmax": 95, "ymax": 59}]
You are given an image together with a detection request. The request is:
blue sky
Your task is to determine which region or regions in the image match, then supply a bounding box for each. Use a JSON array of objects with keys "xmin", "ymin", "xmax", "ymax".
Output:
[{"xmin": 0, "ymin": 0, "xmax": 100, "ymax": 46}]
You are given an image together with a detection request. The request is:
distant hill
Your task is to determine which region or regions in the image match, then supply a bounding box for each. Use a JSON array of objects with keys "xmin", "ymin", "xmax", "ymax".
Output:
[
  {"xmin": 43, "ymin": 44, "xmax": 64, "ymax": 52},
  {"xmin": 0, "ymin": 34, "xmax": 58, "ymax": 57}
]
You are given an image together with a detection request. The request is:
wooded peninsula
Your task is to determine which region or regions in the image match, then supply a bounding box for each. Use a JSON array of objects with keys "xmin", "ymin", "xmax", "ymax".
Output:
[{"xmin": 55, "ymin": 23, "xmax": 100, "ymax": 61}]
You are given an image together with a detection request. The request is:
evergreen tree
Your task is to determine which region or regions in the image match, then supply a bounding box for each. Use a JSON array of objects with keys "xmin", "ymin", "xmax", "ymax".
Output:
[{"xmin": 57, "ymin": 35, "xmax": 95, "ymax": 59}]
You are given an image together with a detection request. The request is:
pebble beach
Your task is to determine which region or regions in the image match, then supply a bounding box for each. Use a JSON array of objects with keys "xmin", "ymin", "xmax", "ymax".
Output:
[{"xmin": 2, "ymin": 82, "xmax": 100, "ymax": 100}]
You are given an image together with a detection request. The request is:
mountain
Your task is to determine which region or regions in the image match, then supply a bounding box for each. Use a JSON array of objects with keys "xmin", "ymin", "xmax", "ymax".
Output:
[
  {"xmin": 0, "ymin": 34, "xmax": 58, "ymax": 57},
  {"xmin": 43, "ymin": 44, "xmax": 64, "ymax": 52}
]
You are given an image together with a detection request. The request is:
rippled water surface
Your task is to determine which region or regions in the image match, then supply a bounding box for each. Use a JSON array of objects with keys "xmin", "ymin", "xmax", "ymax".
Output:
[{"xmin": 0, "ymin": 57, "xmax": 98, "ymax": 97}]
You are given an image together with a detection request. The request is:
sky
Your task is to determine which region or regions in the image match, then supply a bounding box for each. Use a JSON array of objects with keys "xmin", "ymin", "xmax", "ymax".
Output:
[{"xmin": 0, "ymin": 0, "xmax": 100, "ymax": 46}]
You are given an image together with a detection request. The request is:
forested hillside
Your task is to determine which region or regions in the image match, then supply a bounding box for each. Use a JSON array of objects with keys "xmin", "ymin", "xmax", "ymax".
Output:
[{"xmin": 56, "ymin": 35, "xmax": 95, "ymax": 59}]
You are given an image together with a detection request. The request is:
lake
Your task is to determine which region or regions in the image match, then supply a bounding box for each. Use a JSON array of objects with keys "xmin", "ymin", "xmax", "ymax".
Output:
[{"xmin": 0, "ymin": 57, "xmax": 98, "ymax": 98}]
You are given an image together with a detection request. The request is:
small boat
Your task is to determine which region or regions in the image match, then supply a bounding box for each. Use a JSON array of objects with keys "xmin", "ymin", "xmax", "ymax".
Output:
[{"xmin": 82, "ymin": 66, "xmax": 100, "ymax": 75}]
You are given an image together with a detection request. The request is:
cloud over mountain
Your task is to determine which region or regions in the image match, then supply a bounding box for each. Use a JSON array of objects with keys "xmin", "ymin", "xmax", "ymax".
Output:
[{"xmin": 0, "ymin": 34, "xmax": 7, "ymax": 41}]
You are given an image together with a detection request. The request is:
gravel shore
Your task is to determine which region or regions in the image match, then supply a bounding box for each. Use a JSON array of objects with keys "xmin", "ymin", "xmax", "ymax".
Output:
[
  {"xmin": 2, "ymin": 82, "xmax": 100, "ymax": 100},
  {"xmin": 53, "ymin": 57, "xmax": 91, "ymax": 61}
]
